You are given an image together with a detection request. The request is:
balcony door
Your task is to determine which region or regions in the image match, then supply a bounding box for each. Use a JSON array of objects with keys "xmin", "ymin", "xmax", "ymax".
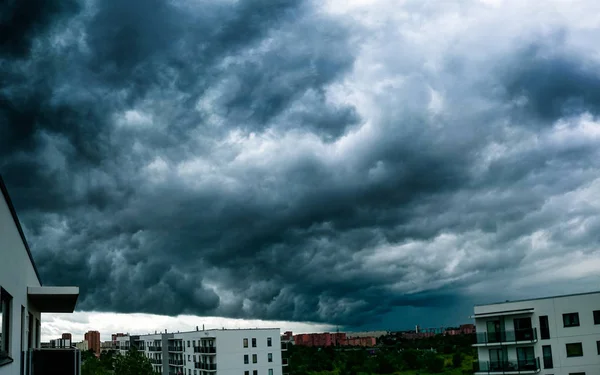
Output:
[
  {"xmin": 516, "ymin": 346, "xmax": 536, "ymax": 370},
  {"xmin": 513, "ymin": 317, "xmax": 533, "ymax": 341},
  {"xmin": 487, "ymin": 320, "xmax": 502, "ymax": 343},
  {"xmin": 489, "ymin": 348, "xmax": 505, "ymax": 371}
]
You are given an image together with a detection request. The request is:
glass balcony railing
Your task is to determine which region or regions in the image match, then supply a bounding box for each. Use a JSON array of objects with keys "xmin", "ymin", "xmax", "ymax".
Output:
[
  {"xmin": 28, "ymin": 348, "xmax": 81, "ymax": 375},
  {"xmin": 168, "ymin": 359, "xmax": 184, "ymax": 366},
  {"xmin": 193, "ymin": 346, "xmax": 216, "ymax": 354},
  {"xmin": 168, "ymin": 346, "xmax": 183, "ymax": 352},
  {"xmin": 474, "ymin": 358, "xmax": 540, "ymax": 373},
  {"xmin": 475, "ymin": 328, "xmax": 537, "ymax": 344},
  {"xmin": 148, "ymin": 346, "xmax": 162, "ymax": 352}
]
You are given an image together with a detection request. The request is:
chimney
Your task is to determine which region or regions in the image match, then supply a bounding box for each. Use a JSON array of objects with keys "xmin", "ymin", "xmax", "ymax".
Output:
[
  {"xmin": 202, "ymin": 324, "xmax": 205, "ymax": 331},
  {"xmin": 196, "ymin": 326, "xmax": 199, "ymax": 331},
  {"xmin": 165, "ymin": 329, "xmax": 167, "ymax": 333}
]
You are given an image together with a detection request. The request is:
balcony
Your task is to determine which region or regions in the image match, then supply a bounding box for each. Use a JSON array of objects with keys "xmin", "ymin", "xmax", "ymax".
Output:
[
  {"xmin": 193, "ymin": 346, "xmax": 216, "ymax": 354},
  {"xmin": 168, "ymin": 346, "xmax": 183, "ymax": 352},
  {"xmin": 168, "ymin": 359, "xmax": 184, "ymax": 366},
  {"xmin": 282, "ymin": 358, "xmax": 289, "ymax": 366},
  {"xmin": 27, "ymin": 348, "xmax": 81, "ymax": 375},
  {"xmin": 474, "ymin": 328, "xmax": 537, "ymax": 346},
  {"xmin": 474, "ymin": 358, "xmax": 540, "ymax": 374},
  {"xmin": 281, "ymin": 342, "xmax": 288, "ymax": 351},
  {"xmin": 148, "ymin": 346, "xmax": 162, "ymax": 352},
  {"xmin": 194, "ymin": 363, "xmax": 217, "ymax": 371},
  {"xmin": 150, "ymin": 358, "xmax": 163, "ymax": 365}
]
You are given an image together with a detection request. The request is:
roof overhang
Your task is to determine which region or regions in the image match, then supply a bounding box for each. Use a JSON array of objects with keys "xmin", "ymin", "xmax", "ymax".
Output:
[
  {"xmin": 28, "ymin": 286, "xmax": 79, "ymax": 313},
  {"xmin": 470, "ymin": 308, "xmax": 534, "ymax": 319}
]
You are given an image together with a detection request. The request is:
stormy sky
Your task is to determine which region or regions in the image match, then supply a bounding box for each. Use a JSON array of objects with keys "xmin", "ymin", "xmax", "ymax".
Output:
[{"xmin": 3, "ymin": 0, "xmax": 600, "ymax": 339}]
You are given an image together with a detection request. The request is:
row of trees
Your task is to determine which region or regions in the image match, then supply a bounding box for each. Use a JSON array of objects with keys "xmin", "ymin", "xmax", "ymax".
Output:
[
  {"xmin": 287, "ymin": 333, "xmax": 476, "ymax": 375},
  {"xmin": 82, "ymin": 348, "xmax": 153, "ymax": 375}
]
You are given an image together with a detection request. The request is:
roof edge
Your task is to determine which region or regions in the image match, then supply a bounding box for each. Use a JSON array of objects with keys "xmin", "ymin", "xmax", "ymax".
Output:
[
  {"xmin": 475, "ymin": 290, "xmax": 600, "ymax": 307},
  {"xmin": 0, "ymin": 175, "xmax": 42, "ymax": 285}
]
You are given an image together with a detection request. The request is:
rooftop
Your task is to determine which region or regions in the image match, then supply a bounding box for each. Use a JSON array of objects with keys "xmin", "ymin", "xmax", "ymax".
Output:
[{"xmin": 475, "ymin": 290, "xmax": 600, "ymax": 307}]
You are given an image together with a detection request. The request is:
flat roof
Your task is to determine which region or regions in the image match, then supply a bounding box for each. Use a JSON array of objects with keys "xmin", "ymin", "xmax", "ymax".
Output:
[
  {"xmin": 0, "ymin": 175, "xmax": 42, "ymax": 285},
  {"xmin": 28, "ymin": 286, "xmax": 79, "ymax": 313},
  {"xmin": 475, "ymin": 290, "xmax": 600, "ymax": 307}
]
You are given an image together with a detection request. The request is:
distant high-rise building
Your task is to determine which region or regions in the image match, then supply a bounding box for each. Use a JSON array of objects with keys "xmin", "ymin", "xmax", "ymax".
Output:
[
  {"xmin": 62, "ymin": 333, "xmax": 72, "ymax": 341},
  {"xmin": 84, "ymin": 330, "xmax": 101, "ymax": 356}
]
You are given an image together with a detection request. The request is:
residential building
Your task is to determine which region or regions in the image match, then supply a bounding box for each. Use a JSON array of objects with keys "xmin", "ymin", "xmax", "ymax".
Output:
[
  {"xmin": 292, "ymin": 332, "xmax": 377, "ymax": 347},
  {"xmin": 118, "ymin": 328, "xmax": 287, "ymax": 375},
  {"xmin": 75, "ymin": 341, "xmax": 88, "ymax": 352},
  {"xmin": 100, "ymin": 341, "xmax": 113, "ymax": 350},
  {"xmin": 47, "ymin": 338, "xmax": 71, "ymax": 348},
  {"xmin": 0, "ymin": 175, "xmax": 80, "ymax": 375},
  {"xmin": 61, "ymin": 333, "xmax": 72, "ymax": 341},
  {"xmin": 84, "ymin": 330, "xmax": 101, "ymax": 356},
  {"xmin": 472, "ymin": 291, "xmax": 600, "ymax": 375}
]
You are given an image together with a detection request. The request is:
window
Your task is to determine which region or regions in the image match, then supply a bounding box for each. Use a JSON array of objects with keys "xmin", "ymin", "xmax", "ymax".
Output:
[
  {"xmin": 243, "ymin": 338, "xmax": 248, "ymax": 348},
  {"xmin": 569, "ymin": 373, "xmax": 585, "ymax": 375},
  {"xmin": 245, "ymin": 372, "xmax": 249, "ymax": 375},
  {"xmin": 188, "ymin": 355, "xmax": 191, "ymax": 361},
  {"xmin": 188, "ymin": 370, "xmax": 191, "ymax": 375},
  {"xmin": 187, "ymin": 340, "xmax": 190, "ymax": 347},
  {"xmin": 194, "ymin": 371, "xmax": 197, "ymax": 375},
  {"xmin": 267, "ymin": 337, "xmax": 272, "ymax": 347},
  {"xmin": 563, "ymin": 313, "xmax": 580, "ymax": 327},
  {"xmin": 542, "ymin": 345, "xmax": 553, "ymax": 369},
  {"xmin": 539, "ymin": 316, "xmax": 550, "ymax": 339},
  {"xmin": 253, "ymin": 371, "xmax": 258, "ymax": 375},
  {"xmin": 594, "ymin": 310, "xmax": 600, "ymax": 325},
  {"xmin": 193, "ymin": 340, "xmax": 196, "ymax": 347},
  {"xmin": 566, "ymin": 343, "xmax": 583, "ymax": 357},
  {"xmin": 0, "ymin": 288, "xmax": 13, "ymax": 362},
  {"xmin": 268, "ymin": 370, "xmax": 273, "ymax": 375},
  {"xmin": 597, "ymin": 341, "xmax": 600, "ymax": 355},
  {"xmin": 244, "ymin": 354, "xmax": 249, "ymax": 364},
  {"xmin": 268, "ymin": 353, "xmax": 272, "ymax": 362},
  {"xmin": 252, "ymin": 338, "xmax": 257, "ymax": 347},
  {"xmin": 252, "ymin": 354, "xmax": 257, "ymax": 363}
]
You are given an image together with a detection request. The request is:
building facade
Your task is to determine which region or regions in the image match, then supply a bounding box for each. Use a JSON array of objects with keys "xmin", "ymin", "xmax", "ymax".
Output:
[
  {"xmin": 473, "ymin": 291, "xmax": 600, "ymax": 375},
  {"xmin": 117, "ymin": 328, "xmax": 287, "ymax": 375},
  {"xmin": 84, "ymin": 330, "xmax": 101, "ymax": 356},
  {"xmin": 0, "ymin": 176, "xmax": 80, "ymax": 375}
]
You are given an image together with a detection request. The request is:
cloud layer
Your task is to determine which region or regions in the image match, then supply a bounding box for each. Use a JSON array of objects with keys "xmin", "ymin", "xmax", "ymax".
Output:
[{"xmin": 3, "ymin": 0, "xmax": 600, "ymax": 327}]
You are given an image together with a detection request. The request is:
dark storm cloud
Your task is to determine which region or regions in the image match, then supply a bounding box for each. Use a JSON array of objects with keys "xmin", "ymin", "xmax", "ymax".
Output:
[{"xmin": 3, "ymin": 0, "xmax": 600, "ymax": 327}]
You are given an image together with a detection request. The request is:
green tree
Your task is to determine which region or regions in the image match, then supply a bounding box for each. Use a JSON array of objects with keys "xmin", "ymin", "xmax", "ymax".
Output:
[
  {"xmin": 81, "ymin": 349, "xmax": 96, "ymax": 363},
  {"xmin": 401, "ymin": 349, "xmax": 419, "ymax": 369},
  {"xmin": 82, "ymin": 356, "xmax": 109, "ymax": 375},
  {"xmin": 99, "ymin": 349, "xmax": 117, "ymax": 370},
  {"xmin": 113, "ymin": 348, "xmax": 153, "ymax": 375},
  {"xmin": 425, "ymin": 355, "xmax": 445, "ymax": 373},
  {"xmin": 453, "ymin": 352, "xmax": 464, "ymax": 368}
]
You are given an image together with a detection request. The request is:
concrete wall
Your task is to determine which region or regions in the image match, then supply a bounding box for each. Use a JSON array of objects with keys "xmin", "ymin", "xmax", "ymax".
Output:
[
  {"xmin": 0, "ymin": 189, "xmax": 42, "ymax": 375},
  {"xmin": 474, "ymin": 292, "xmax": 600, "ymax": 375}
]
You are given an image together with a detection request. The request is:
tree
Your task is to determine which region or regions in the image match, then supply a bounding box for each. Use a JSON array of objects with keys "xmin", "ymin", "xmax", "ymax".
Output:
[
  {"xmin": 453, "ymin": 352, "xmax": 464, "ymax": 368},
  {"xmin": 425, "ymin": 355, "xmax": 445, "ymax": 373},
  {"xmin": 113, "ymin": 348, "xmax": 153, "ymax": 375},
  {"xmin": 99, "ymin": 349, "xmax": 117, "ymax": 370},
  {"xmin": 81, "ymin": 349, "xmax": 96, "ymax": 362},
  {"xmin": 82, "ymin": 356, "xmax": 109, "ymax": 375}
]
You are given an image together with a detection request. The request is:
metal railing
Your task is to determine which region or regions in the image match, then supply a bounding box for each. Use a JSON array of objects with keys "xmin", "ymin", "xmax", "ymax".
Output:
[
  {"xmin": 474, "ymin": 357, "xmax": 540, "ymax": 373},
  {"xmin": 168, "ymin": 359, "xmax": 184, "ymax": 366},
  {"xmin": 150, "ymin": 358, "xmax": 163, "ymax": 365},
  {"xmin": 148, "ymin": 346, "xmax": 162, "ymax": 352},
  {"xmin": 27, "ymin": 348, "xmax": 81, "ymax": 375},
  {"xmin": 168, "ymin": 346, "xmax": 183, "ymax": 352},
  {"xmin": 475, "ymin": 328, "xmax": 537, "ymax": 344},
  {"xmin": 283, "ymin": 358, "xmax": 289, "ymax": 366},
  {"xmin": 193, "ymin": 346, "xmax": 216, "ymax": 354}
]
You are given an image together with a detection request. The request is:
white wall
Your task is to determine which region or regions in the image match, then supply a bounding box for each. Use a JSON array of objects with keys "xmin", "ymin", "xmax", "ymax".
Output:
[
  {"xmin": 0, "ymin": 191, "xmax": 42, "ymax": 375},
  {"xmin": 169, "ymin": 328, "xmax": 283, "ymax": 375},
  {"xmin": 474, "ymin": 292, "xmax": 600, "ymax": 375}
]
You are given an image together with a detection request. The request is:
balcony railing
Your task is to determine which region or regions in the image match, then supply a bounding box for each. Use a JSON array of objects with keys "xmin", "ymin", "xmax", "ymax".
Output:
[
  {"xmin": 475, "ymin": 328, "xmax": 537, "ymax": 345},
  {"xmin": 281, "ymin": 342, "xmax": 289, "ymax": 351},
  {"xmin": 283, "ymin": 358, "xmax": 289, "ymax": 366},
  {"xmin": 148, "ymin": 346, "xmax": 162, "ymax": 352},
  {"xmin": 168, "ymin": 359, "xmax": 184, "ymax": 366},
  {"xmin": 194, "ymin": 363, "xmax": 217, "ymax": 370},
  {"xmin": 474, "ymin": 358, "xmax": 540, "ymax": 373},
  {"xmin": 27, "ymin": 348, "xmax": 81, "ymax": 375},
  {"xmin": 150, "ymin": 358, "xmax": 163, "ymax": 365},
  {"xmin": 168, "ymin": 346, "xmax": 183, "ymax": 352},
  {"xmin": 193, "ymin": 346, "xmax": 216, "ymax": 354}
]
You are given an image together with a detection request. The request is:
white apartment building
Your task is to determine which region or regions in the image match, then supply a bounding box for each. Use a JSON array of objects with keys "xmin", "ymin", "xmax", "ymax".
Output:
[
  {"xmin": 121, "ymin": 328, "xmax": 288, "ymax": 375},
  {"xmin": 0, "ymin": 176, "xmax": 79, "ymax": 375},
  {"xmin": 473, "ymin": 291, "xmax": 600, "ymax": 375}
]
